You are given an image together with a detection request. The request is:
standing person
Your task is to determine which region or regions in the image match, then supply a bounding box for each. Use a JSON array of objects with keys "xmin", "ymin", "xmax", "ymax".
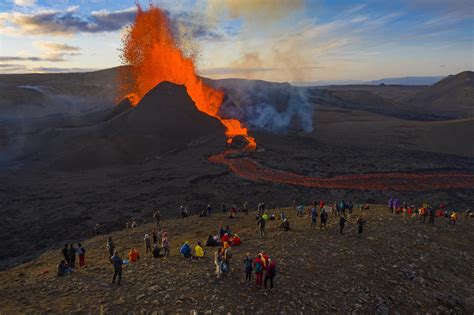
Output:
[
  {"xmin": 77, "ymin": 243, "xmax": 86, "ymax": 267},
  {"xmin": 162, "ymin": 232, "xmax": 170, "ymax": 257},
  {"xmin": 144, "ymin": 234, "xmax": 152, "ymax": 254},
  {"xmin": 428, "ymin": 207, "xmax": 435, "ymax": 225},
  {"xmin": 62, "ymin": 244, "xmax": 70, "ymax": 266},
  {"xmin": 347, "ymin": 201, "xmax": 354, "ymax": 214},
  {"xmin": 356, "ymin": 216, "xmax": 366, "ymax": 237},
  {"xmin": 257, "ymin": 215, "xmax": 266, "ymax": 239},
  {"xmin": 222, "ymin": 203, "xmax": 226, "ymax": 213},
  {"xmin": 419, "ymin": 207, "xmax": 427, "ymax": 224},
  {"xmin": 207, "ymin": 204, "xmax": 212, "ymax": 217},
  {"xmin": 320, "ymin": 207, "xmax": 328, "ymax": 230},
  {"xmin": 243, "ymin": 202, "xmax": 249, "ymax": 215},
  {"xmin": 153, "ymin": 210, "xmax": 161, "ymax": 228},
  {"xmin": 69, "ymin": 244, "xmax": 76, "ymax": 269},
  {"xmin": 107, "ymin": 237, "xmax": 115, "ymax": 259},
  {"xmin": 310, "ymin": 205, "xmax": 318, "ymax": 230},
  {"xmin": 450, "ymin": 212, "xmax": 458, "ymax": 225},
  {"xmin": 152, "ymin": 230, "xmax": 158, "ymax": 245},
  {"xmin": 214, "ymin": 249, "xmax": 223, "ymax": 279},
  {"xmin": 110, "ymin": 251, "xmax": 123, "ymax": 286},
  {"xmin": 254, "ymin": 254, "xmax": 264, "ymax": 287},
  {"xmin": 388, "ymin": 198, "xmax": 393, "ymax": 213},
  {"xmin": 339, "ymin": 216, "xmax": 347, "ymax": 234},
  {"xmin": 223, "ymin": 242, "xmax": 232, "ymax": 271},
  {"xmin": 244, "ymin": 253, "xmax": 253, "ymax": 283},
  {"xmin": 264, "ymin": 259, "xmax": 276, "ymax": 289}
]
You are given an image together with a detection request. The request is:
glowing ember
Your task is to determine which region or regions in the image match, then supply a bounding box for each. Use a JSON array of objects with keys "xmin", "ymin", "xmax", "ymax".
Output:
[
  {"xmin": 119, "ymin": 4, "xmax": 256, "ymax": 149},
  {"xmin": 209, "ymin": 150, "xmax": 474, "ymax": 191}
]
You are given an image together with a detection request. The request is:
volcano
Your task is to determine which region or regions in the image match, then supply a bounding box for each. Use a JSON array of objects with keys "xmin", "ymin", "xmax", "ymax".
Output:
[{"xmin": 19, "ymin": 81, "xmax": 226, "ymax": 170}]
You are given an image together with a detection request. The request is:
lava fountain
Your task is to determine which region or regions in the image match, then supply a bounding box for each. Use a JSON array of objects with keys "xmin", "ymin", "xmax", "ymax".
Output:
[{"xmin": 119, "ymin": 4, "xmax": 256, "ymax": 148}]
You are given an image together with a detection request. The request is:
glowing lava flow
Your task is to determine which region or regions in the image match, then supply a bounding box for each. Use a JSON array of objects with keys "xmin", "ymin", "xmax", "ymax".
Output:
[
  {"xmin": 209, "ymin": 150, "xmax": 474, "ymax": 191},
  {"xmin": 119, "ymin": 4, "xmax": 255, "ymax": 148}
]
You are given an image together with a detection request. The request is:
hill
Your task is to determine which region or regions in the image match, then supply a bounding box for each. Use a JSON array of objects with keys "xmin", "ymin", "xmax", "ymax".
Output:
[
  {"xmin": 0, "ymin": 206, "xmax": 472, "ymax": 313},
  {"xmin": 402, "ymin": 71, "xmax": 474, "ymax": 119}
]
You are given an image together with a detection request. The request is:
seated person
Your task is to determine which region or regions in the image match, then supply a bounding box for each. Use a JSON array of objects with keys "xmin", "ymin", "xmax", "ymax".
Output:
[
  {"xmin": 152, "ymin": 244, "xmax": 160, "ymax": 258},
  {"xmin": 280, "ymin": 218, "xmax": 290, "ymax": 231},
  {"xmin": 128, "ymin": 248, "xmax": 140, "ymax": 262},
  {"xmin": 230, "ymin": 234, "xmax": 241, "ymax": 246},
  {"xmin": 206, "ymin": 234, "xmax": 219, "ymax": 247},
  {"xmin": 57, "ymin": 260, "xmax": 71, "ymax": 277},
  {"xmin": 221, "ymin": 233, "xmax": 230, "ymax": 245},
  {"xmin": 195, "ymin": 241, "xmax": 204, "ymax": 259},
  {"xmin": 180, "ymin": 241, "xmax": 192, "ymax": 258},
  {"xmin": 269, "ymin": 213, "xmax": 276, "ymax": 220}
]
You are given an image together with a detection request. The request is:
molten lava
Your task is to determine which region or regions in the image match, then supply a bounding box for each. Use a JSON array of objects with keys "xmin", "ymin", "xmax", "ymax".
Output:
[
  {"xmin": 119, "ymin": 4, "xmax": 256, "ymax": 149},
  {"xmin": 209, "ymin": 150, "xmax": 474, "ymax": 191}
]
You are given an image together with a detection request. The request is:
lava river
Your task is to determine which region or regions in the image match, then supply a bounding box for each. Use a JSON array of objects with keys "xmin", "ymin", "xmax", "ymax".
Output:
[{"xmin": 209, "ymin": 150, "xmax": 474, "ymax": 191}]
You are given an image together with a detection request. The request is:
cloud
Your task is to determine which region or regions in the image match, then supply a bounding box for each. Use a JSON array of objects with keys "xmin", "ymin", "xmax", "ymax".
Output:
[
  {"xmin": 13, "ymin": 0, "xmax": 36, "ymax": 7},
  {"xmin": 30, "ymin": 67, "xmax": 98, "ymax": 73},
  {"xmin": 0, "ymin": 56, "xmax": 65, "ymax": 62},
  {"xmin": 34, "ymin": 41, "xmax": 80, "ymax": 52},
  {"xmin": 207, "ymin": 0, "xmax": 305, "ymax": 22},
  {"xmin": 0, "ymin": 6, "xmax": 137, "ymax": 36}
]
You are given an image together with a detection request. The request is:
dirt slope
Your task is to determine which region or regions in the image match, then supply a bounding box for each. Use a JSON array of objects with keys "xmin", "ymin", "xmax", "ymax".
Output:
[{"xmin": 0, "ymin": 205, "xmax": 472, "ymax": 314}]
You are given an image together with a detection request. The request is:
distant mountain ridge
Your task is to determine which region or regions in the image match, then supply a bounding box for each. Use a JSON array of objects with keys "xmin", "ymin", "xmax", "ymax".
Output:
[{"xmin": 293, "ymin": 75, "xmax": 448, "ymax": 86}]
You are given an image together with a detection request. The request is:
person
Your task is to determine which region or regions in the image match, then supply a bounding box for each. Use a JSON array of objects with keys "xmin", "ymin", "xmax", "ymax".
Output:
[
  {"xmin": 254, "ymin": 254, "xmax": 264, "ymax": 287},
  {"xmin": 356, "ymin": 216, "xmax": 365, "ymax": 237},
  {"xmin": 153, "ymin": 210, "xmax": 161, "ymax": 228},
  {"xmin": 338, "ymin": 200, "xmax": 346, "ymax": 217},
  {"xmin": 280, "ymin": 217, "xmax": 290, "ymax": 231},
  {"xmin": 128, "ymin": 248, "xmax": 140, "ymax": 263},
  {"xmin": 180, "ymin": 241, "xmax": 192, "ymax": 258},
  {"xmin": 407, "ymin": 206, "xmax": 413, "ymax": 218},
  {"xmin": 231, "ymin": 234, "xmax": 241, "ymax": 246},
  {"xmin": 450, "ymin": 212, "xmax": 458, "ymax": 225},
  {"xmin": 388, "ymin": 198, "xmax": 393, "ymax": 213},
  {"xmin": 419, "ymin": 207, "xmax": 427, "ymax": 223},
  {"xmin": 125, "ymin": 220, "xmax": 132, "ymax": 229},
  {"xmin": 219, "ymin": 225, "xmax": 226, "ymax": 239},
  {"xmin": 223, "ymin": 242, "xmax": 232, "ymax": 271},
  {"xmin": 339, "ymin": 216, "xmax": 347, "ymax": 234},
  {"xmin": 222, "ymin": 203, "xmax": 226, "ymax": 213},
  {"xmin": 199, "ymin": 209, "xmax": 207, "ymax": 217},
  {"xmin": 319, "ymin": 199, "xmax": 325, "ymax": 210},
  {"xmin": 244, "ymin": 253, "xmax": 253, "ymax": 283},
  {"xmin": 347, "ymin": 201, "xmax": 354, "ymax": 214},
  {"xmin": 221, "ymin": 233, "xmax": 230, "ymax": 245},
  {"xmin": 229, "ymin": 206, "xmax": 237, "ymax": 219},
  {"xmin": 206, "ymin": 234, "xmax": 219, "ymax": 247},
  {"xmin": 131, "ymin": 220, "xmax": 138, "ymax": 228},
  {"xmin": 243, "ymin": 202, "xmax": 249, "ymax": 215},
  {"xmin": 152, "ymin": 244, "xmax": 160, "ymax": 258},
  {"xmin": 207, "ymin": 204, "xmax": 212, "ymax": 217},
  {"xmin": 320, "ymin": 207, "xmax": 328, "ymax": 230},
  {"xmin": 77, "ymin": 243, "xmax": 85, "ymax": 267},
  {"xmin": 110, "ymin": 251, "xmax": 123, "ymax": 286},
  {"xmin": 69, "ymin": 244, "xmax": 76, "ymax": 269},
  {"xmin": 62, "ymin": 244, "xmax": 70, "ymax": 266},
  {"xmin": 57, "ymin": 260, "xmax": 71, "ymax": 277},
  {"xmin": 428, "ymin": 207, "xmax": 436, "ymax": 225},
  {"xmin": 310, "ymin": 205, "xmax": 318, "ymax": 230},
  {"xmin": 257, "ymin": 215, "xmax": 266, "ymax": 239},
  {"xmin": 195, "ymin": 241, "xmax": 204, "ymax": 259},
  {"xmin": 162, "ymin": 233, "xmax": 170, "ymax": 257},
  {"xmin": 394, "ymin": 198, "xmax": 399, "ymax": 212},
  {"xmin": 297, "ymin": 205, "xmax": 304, "ymax": 217},
  {"xmin": 144, "ymin": 234, "xmax": 152, "ymax": 253},
  {"xmin": 180, "ymin": 206, "xmax": 188, "ymax": 218},
  {"xmin": 95, "ymin": 223, "xmax": 103, "ymax": 235},
  {"xmin": 225, "ymin": 225, "xmax": 233, "ymax": 236},
  {"xmin": 152, "ymin": 230, "xmax": 158, "ymax": 245},
  {"xmin": 214, "ymin": 249, "xmax": 223, "ymax": 278},
  {"xmin": 264, "ymin": 258, "xmax": 276, "ymax": 289},
  {"xmin": 107, "ymin": 237, "xmax": 115, "ymax": 259}
]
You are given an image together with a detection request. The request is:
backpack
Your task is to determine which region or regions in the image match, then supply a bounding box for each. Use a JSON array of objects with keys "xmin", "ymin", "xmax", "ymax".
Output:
[{"xmin": 255, "ymin": 261, "xmax": 263, "ymax": 273}]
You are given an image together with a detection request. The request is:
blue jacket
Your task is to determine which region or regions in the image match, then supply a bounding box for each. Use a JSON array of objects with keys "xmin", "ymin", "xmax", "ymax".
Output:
[{"xmin": 180, "ymin": 244, "xmax": 191, "ymax": 257}]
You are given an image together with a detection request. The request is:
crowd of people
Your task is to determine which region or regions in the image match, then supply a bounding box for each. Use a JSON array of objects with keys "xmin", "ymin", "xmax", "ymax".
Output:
[{"xmin": 56, "ymin": 198, "xmax": 468, "ymax": 290}]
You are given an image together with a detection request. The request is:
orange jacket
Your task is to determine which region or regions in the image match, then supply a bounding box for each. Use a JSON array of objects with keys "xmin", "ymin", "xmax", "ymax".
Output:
[{"xmin": 128, "ymin": 249, "xmax": 140, "ymax": 262}]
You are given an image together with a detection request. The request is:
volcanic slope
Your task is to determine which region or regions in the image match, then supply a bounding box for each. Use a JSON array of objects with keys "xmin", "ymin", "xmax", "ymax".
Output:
[
  {"xmin": 21, "ymin": 81, "xmax": 226, "ymax": 170},
  {"xmin": 0, "ymin": 206, "xmax": 472, "ymax": 314}
]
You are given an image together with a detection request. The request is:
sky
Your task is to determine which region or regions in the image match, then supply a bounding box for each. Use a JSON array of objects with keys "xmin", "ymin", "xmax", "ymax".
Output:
[{"xmin": 0, "ymin": 0, "xmax": 472, "ymax": 82}]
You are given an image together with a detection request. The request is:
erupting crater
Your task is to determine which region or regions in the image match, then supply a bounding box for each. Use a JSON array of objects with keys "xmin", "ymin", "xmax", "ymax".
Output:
[{"xmin": 119, "ymin": 4, "xmax": 256, "ymax": 149}]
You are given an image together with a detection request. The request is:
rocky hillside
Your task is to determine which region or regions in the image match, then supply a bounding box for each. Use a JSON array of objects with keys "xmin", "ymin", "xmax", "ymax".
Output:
[{"xmin": 0, "ymin": 205, "xmax": 472, "ymax": 314}]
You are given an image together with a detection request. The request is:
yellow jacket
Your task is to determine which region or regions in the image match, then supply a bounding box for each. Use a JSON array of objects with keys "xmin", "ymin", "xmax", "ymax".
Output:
[{"xmin": 195, "ymin": 245, "xmax": 204, "ymax": 257}]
